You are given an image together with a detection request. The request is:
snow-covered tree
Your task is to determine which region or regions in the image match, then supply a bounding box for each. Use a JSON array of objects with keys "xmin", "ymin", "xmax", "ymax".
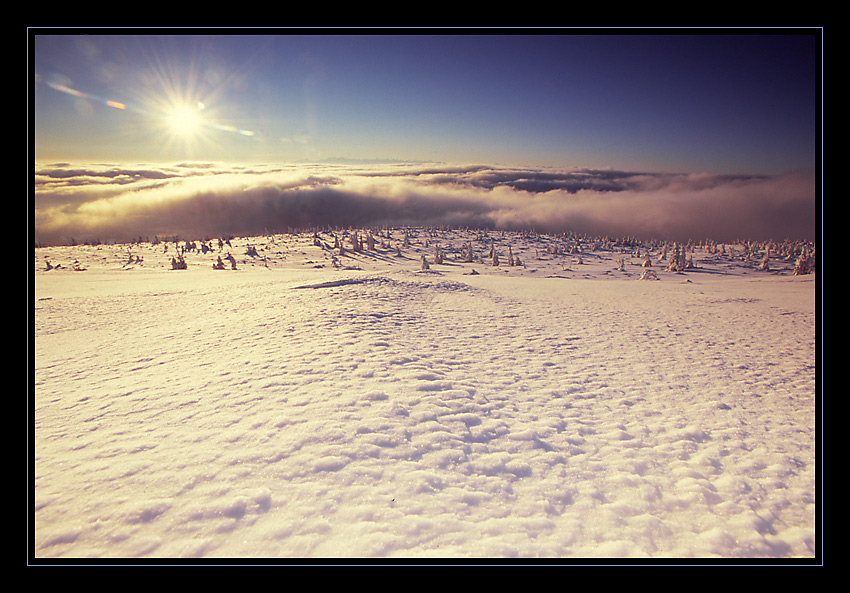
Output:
[
  {"xmin": 758, "ymin": 246, "xmax": 771, "ymax": 271},
  {"xmin": 665, "ymin": 242, "xmax": 686, "ymax": 272},
  {"xmin": 434, "ymin": 246, "xmax": 445, "ymax": 265},
  {"xmin": 794, "ymin": 250, "xmax": 815, "ymax": 275},
  {"xmin": 463, "ymin": 242, "xmax": 474, "ymax": 263}
]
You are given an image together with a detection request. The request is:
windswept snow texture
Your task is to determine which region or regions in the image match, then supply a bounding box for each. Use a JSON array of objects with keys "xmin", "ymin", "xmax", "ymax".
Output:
[{"xmin": 33, "ymin": 229, "xmax": 817, "ymax": 560}]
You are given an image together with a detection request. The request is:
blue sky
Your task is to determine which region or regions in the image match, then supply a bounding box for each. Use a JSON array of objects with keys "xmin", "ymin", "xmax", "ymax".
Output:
[{"xmin": 32, "ymin": 31, "xmax": 820, "ymax": 175}]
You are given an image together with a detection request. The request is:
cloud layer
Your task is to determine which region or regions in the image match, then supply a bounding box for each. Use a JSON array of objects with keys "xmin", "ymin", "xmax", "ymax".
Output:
[{"xmin": 33, "ymin": 162, "xmax": 817, "ymax": 246}]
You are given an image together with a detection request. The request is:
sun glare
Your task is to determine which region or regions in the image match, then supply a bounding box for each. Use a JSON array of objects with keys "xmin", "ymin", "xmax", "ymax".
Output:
[
  {"xmin": 84, "ymin": 40, "xmax": 262, "ymax": 157},
  {"xmin": 166, "ymin": 102, "xmax": 205, "ymax": 138}
]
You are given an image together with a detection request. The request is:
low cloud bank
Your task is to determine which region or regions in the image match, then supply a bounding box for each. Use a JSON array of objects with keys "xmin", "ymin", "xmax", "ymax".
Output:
[{"xmin": 33, "ymin": 162, "xmax": 816, "ymax": 246}]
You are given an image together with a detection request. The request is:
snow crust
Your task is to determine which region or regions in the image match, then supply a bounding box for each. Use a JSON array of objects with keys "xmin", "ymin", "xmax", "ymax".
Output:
[{"xmin": 32, "ymin": 229, "xmax": 818, "ymax": 561}]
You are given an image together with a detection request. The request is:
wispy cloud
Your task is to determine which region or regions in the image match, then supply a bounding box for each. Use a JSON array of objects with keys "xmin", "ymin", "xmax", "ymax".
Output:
[{"xmin": 33, "ymin": 162, "xmax": 816, "ymax": 245}]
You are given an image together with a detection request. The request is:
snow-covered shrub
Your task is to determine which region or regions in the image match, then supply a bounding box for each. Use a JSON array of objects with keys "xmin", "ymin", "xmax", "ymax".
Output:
[{"xmin": 170, "ymin": 255, "xmax": 187, "ymax": 270}]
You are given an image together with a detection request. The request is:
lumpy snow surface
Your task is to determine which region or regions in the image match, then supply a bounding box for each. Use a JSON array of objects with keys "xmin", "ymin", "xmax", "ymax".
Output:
[{"xmin": 32, "ymin": 230, "xmax": 817, "ymax": 560}]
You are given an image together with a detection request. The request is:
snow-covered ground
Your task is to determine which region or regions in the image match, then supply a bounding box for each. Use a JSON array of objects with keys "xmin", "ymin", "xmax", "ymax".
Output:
[{"xmin": 31, "ymin": 228, "xmax": 818, "ymax": 562}]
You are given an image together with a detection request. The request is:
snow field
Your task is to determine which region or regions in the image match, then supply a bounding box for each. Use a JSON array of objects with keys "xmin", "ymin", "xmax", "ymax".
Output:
[{"xmin": 33, "ymin": 229, "xmax": 817, "ymax": 560}]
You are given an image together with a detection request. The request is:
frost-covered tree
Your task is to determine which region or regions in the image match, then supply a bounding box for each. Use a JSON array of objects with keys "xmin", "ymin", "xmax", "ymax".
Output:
[
  {"xmin": 758, "ymin": 246, "xmax": 771, "ymax": 271},
  {"xmin": 434, "ymin": 245, "xmax": 444, "ymax": 265},
  {"xmin": 794, "ymin": 251, "xmax": 815, "ymax": 275},
  {"xmin": 463, "ymin": 242, "xmax": 474, "ymax": 263},
  {"xmin": 664, "ymin": 242, "xmax": 686, "ymax": 272}
]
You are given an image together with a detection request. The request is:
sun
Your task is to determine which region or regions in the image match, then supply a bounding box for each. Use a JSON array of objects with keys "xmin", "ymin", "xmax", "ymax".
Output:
[
  {"xmin": 165, "ymin": 101, "xmax": 206, "ymax": 139},
  {"xmin": 122, "ymin": 40, "xmax": 261, "ymax": 157},
  {"xmin": 154, "ymin": 98, "xmax": 222, "ymax": 156}
]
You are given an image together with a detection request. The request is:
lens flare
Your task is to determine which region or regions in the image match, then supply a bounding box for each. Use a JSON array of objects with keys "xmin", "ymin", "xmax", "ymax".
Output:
[{"xmin": 46, "ymin": 80, "xmax": 127, "ymax": 111}]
